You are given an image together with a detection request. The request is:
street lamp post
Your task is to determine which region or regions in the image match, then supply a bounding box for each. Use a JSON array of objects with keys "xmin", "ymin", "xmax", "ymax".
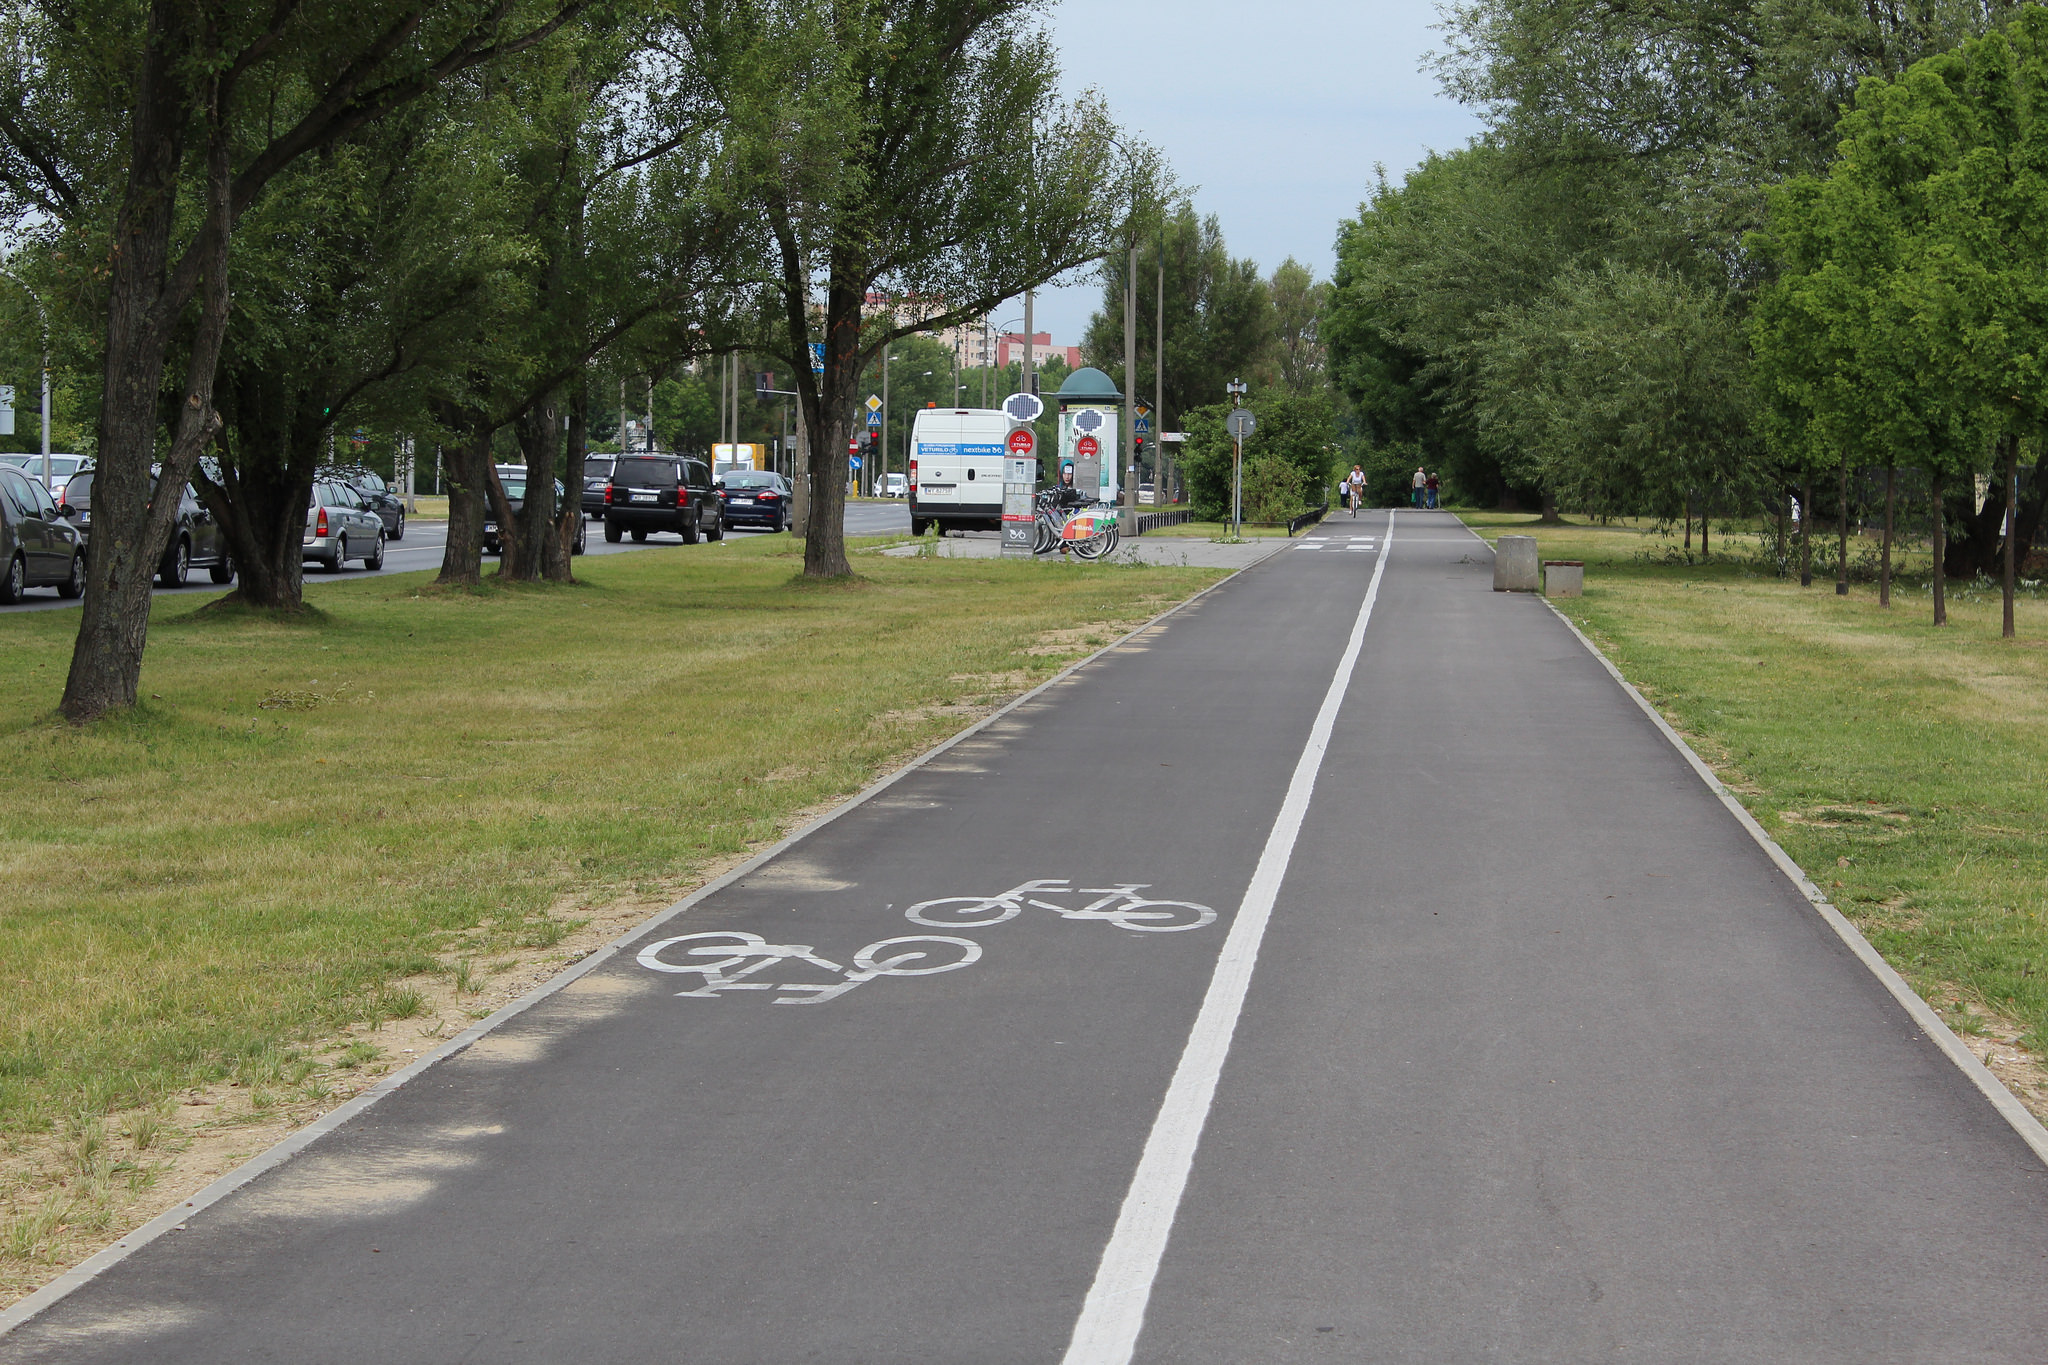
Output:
[
  {"xmin": 0, "ymin": 268, "xmax": 51, "ymax": 499},
  {"xmin": 1226, "ymin": 377, "xmax": 1248, "ymax": 538}
]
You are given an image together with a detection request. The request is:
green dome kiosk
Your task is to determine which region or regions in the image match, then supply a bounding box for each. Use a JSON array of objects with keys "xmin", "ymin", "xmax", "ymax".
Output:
[{"xmin": 1055, "ymin": 367, "xmax": 1122, "ymax": 504}]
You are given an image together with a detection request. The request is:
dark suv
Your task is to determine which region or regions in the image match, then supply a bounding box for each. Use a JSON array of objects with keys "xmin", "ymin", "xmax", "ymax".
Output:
[
  {"xmin": 603, "ymin": 455, "xmax": 722, "ymax": 544},
  {"xmin": 484, "ymin": 465, "xmax": 586, "ymax": 557}
]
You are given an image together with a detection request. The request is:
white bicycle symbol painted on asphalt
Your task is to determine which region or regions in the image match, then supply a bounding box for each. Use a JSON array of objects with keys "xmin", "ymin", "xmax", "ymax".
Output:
[
  {"xmin": 636, "ymin": 932, "xmax": 980, "ymax": 1004},
  {"xmin": 636, "ymin": 879, "xmax": 1215, "ymax": 1004},
  {"xmin": 906, "ymin": 879, "xmax": 1216, "ymax": 933}
]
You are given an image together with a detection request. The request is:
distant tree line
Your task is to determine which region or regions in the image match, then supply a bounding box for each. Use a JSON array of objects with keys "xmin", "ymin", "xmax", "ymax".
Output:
[{"xmin": 1325, "ymin": 0, "xmax": 2048, "ymax": 629}]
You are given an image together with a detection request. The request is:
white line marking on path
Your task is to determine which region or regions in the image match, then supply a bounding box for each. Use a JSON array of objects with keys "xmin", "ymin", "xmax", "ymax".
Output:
[{"xmin": 1060, "ymin": 510, "xmax": 1396, "ymax": 1365}]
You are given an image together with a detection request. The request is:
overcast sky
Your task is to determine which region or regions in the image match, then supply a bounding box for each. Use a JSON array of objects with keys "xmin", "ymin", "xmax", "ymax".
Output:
[{"xmin": 1006, "ymin": 0, "xmax": 1485, "ymax": 353}]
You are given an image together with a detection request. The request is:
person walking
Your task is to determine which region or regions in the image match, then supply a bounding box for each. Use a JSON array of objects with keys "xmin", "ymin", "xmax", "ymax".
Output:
[
  {"xmin": 1412, "ymin": 467, "xmax": 1427, "ymax": 508},
  {"xmin": 1425, "ymin": 470, "xmax": 1441, "ymax": 509},
  {"xmin": 1345, "ymin": 465, "xmax": 1366, "ymax": 517}
]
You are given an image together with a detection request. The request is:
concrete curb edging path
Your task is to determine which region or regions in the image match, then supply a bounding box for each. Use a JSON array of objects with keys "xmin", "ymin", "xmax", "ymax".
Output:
[
  {"xmin": 1454, "ymin": 514, "xmax": 2048, "ymax": 1167},
  {"xmin": 0, "ymin": 552, "xmax": 1270, "ymax": 1339}
]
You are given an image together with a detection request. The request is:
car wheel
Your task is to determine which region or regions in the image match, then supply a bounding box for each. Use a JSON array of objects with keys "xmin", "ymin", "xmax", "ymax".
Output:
[
  {"xmin": 57, "ymin": 552, "xmax": 86, "ymax": 598},
  {"xmin": 709, "ymin": 511, "xmax": 725, "ymax": 541},
  {"xmin": 0, "ymin": 553, "xmax": 23, "ymax": 604},
  {"xmin": 681, "ymin": 508, "xmax": 701, "ymax": 545},
  {"xmin": 911, "ymin": 517, "xmax": 928, "ymax": 536},
  {"xmin": 207, "ymin": 554, "xmax": 235, "ymax": 585},
  {"xmin": 630, "ymin": 526, "xmax": 647, "ymax": 542},
  {"xmin": 572, "ymin": 520, "xmax": 586, "ymax": 555},
  {"xmin": 159, "ymin": 537, "xmax": 191, "ymax": 589},
  {"xmin": 390, "ymin": 511, "xmax": 405, "ymax": 542},
  {"xmin": 329, "ymin": 534, "xmax": 348, "ymax": 572},
  {"xmin": 605, "ymin": 519, "xmax": 622, "ymax": 543},
  {"xmin": 365, "ymin": 532, "xmax": 385, "ymax": 571}
]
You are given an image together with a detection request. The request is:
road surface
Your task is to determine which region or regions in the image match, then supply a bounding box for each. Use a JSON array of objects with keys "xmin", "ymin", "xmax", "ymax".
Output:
[{"xmin": 7, "ymin": 510, "xmax": 2045, "ymax": 1363}]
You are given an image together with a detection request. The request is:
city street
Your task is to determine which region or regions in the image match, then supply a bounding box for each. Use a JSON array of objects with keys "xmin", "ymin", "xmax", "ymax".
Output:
[
  {"xmin": 9, "ymin": 511, "xmax": 2045, "ymax": 1363},
  {"xmin": 0, "ymin": 503, "xmax": 910, "ymax": 614}
]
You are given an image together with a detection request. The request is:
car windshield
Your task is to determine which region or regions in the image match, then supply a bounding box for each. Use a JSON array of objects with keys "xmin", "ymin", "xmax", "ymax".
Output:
[
  {"xmin": 500, "ymin": 477, "xmax": 527, "ymax": 499},
  {"xmin": 8, "ymin": 454, "xmax": 82, "ymax": 477},
  {"xmin": 613, "ymin": 458, "xmax": 679, "ymax": 485},
  {"xmin": 583, "ymin": 459, "xmax": 614, "ymax": 480},
  {"xmin": 726, "ymin": 473, "xmax": 777, "ymax": 489},
  {"xmin": 62, "ymin": 472, "xmax": 92, "ymax": 509}
]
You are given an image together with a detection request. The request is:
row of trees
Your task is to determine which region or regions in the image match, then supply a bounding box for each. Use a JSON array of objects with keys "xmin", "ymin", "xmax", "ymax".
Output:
[
  {"xmin": 0, "ymin": 0, "xmax": 1159, "ymax": 721},
  {"xmin": 1325, "ymin": 0, "xmax": 2045, "ymax": 627}
]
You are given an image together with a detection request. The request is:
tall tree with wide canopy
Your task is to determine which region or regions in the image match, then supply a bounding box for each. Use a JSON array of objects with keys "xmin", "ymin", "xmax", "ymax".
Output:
[{"xmin": 682, "ymin": 0, "xmax": 1155, "ymax": 578}]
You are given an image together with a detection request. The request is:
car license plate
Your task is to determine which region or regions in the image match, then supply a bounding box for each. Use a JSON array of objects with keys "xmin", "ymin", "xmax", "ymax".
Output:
[
  {"xmin": 630, "ymin": 492, "xmax": 656, "ymax": 503},
  {"xmin": 733, "ymin": 497, "xmax": 754, "ymax": 505}
]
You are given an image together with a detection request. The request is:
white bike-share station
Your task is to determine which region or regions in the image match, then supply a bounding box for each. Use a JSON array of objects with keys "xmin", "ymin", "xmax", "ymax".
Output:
[
  {"xmin": 1055, "ymin": 367, "xmax": 1123, "ymax": 505},
  {"xmin": 1000, "ymin": 391, "xmax": 1043, "ymax": 559}
]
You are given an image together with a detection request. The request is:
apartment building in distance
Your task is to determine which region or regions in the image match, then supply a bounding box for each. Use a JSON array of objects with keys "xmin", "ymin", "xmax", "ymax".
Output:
[{"xmin": 863, "ymin": 293, "xmax": 1081, "ymax": 374}]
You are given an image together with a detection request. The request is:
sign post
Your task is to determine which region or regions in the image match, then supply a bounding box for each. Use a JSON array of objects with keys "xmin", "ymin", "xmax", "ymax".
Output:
[
  {"xmin": 1225, "ymin": 380, "xmax": 1253, "ymax": 538},
  {"xmin": 1002, "ymin": 428, "xmax": 1037, "ymax": 558}
]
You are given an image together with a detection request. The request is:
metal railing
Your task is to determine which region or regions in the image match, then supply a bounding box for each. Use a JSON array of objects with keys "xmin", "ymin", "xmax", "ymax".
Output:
[
  {"xmin": 1287, "ymin": 503, "xmax": 1329, "ymax": 536},
  {"xmin": 1131, "ymin": 508, "xmax": 1193, "ymax": 535}
]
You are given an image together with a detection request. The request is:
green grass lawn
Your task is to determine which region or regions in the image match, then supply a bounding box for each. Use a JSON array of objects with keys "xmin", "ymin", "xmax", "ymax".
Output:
[
  {"xmin": 0, "ymin": 536, "xmax": 1224, "ymax": 1142},
  {"xmin": 1462, "ymin": 511, "xmax": 2048, "ymax": 1071}
]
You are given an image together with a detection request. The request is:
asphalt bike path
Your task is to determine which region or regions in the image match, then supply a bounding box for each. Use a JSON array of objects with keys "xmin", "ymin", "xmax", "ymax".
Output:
[
  {"xmin": 2, "ymin": 512, "xmax": 1378, "ymax": 1362},
  {"xmin": 1135, "ymin": 513, "xmax": 2048, "ymax": 1361},
  {"xmin": 10, "ymin": 510, "xmax": 2048, "ymax": 1362}
]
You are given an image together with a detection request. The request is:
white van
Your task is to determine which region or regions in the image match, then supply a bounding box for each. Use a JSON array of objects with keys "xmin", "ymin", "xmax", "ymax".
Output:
[{"xmin": 908, "ymin": 408, "xmax": 1008, "ymax": 535}]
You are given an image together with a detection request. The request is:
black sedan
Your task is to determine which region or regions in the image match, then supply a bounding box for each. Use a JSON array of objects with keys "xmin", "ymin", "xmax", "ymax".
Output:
[
  {"xmin": 484, "ymin": 465, "xmax": 586, "ymax": 556},
  {"xmin": 580, "ymin": 456, "xmax": 615, "ymax": 519},
  {"xmin": 716, "ymin": 471, "xmax": 793, "ymax": 532},
  {"xmin": 62, "ymin": 470, "xmax": 235, "ymax": 587}
]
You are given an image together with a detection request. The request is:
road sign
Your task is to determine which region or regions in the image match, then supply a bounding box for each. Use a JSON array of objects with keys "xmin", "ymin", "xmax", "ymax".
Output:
[
  {"xmin": 1002, "ymin": 392, "xmax": 1044, "ymax": 424},
  {"xmin": 810, "ymin": 343, "xmax": 826, "ymax": 374},
  {"xmin": 1227, "ymin": 408, "xmax": 1256, "ymax": 439},
  {"xmin": 1134, "ymin": 414, "xmax": 1151, "ymax": 435},
  {"xmin": 1076, "ymin": 434, "xmax": 1100, "ymax": 458},
  {"xmin": 866, "ymin": 410, "xmax": 883, "ymax": 428},
  {"xmin": 850, "ymin": 455, "xmax": 863, "ymax": 470},
  {"xmin": 865, "ymin": 394, "xmax": 882, "ymax": 412},
  {"xmin": 1007, "ymin": 428, "xmax": 1036, "ymax": 456}
]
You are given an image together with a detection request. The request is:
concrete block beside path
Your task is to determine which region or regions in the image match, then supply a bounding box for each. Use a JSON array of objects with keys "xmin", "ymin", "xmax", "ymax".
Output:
[
  {"xmin": 1494, "ymin": 535, "xmax": 1539, "ymax": 592},
  {"xmin": 1543, "ymin": 560, "xmax": 1584, "ymax": 597}
]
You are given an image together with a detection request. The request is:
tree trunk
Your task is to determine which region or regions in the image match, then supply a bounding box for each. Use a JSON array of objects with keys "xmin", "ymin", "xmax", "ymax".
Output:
[
  {"xmin": 1684, "ymin": 494, "xmax": 1692, "ymax": 553},
  {"xmin": 1700, "ymin": 491, "xmax": 1709, "ymax": 559},
  {"xmin": 60, "ymin": 4, "xmax": 201, "ymax": 722},
  {"xmin": 551, "ymin": 380, "xmax": 587, "ymax": 582},
  {"xmin": 1931, "ymin": 466, "xmax": 1947, "ymax": 627},
  {"xmin": 505, "ymin": 395, "xmax": 560, "ymax": 582},
  {"xmin": 1836, "ymin": 460, "xmax": 1850, "ymax": 596},
  {"xmin": 1776, "ymin": 490, "xmax": 1789, "ymax": 576},
  {"xmin": 1799, "ymin": 471, "xmax": 1813, "ymax": 587},
  {"xmin": 2003, "ymin": 436, "xmax": 2018, "ymax": 640},
  {"xmin": 436, "ymin": 407, "xmax": 492, "ymax": 587},
  {"xmin": 1879, "ymin": 464, "xmax": 1894, "ymax": 608},
  {"xmin": 800, "ymin": 274, "xmax": 860, "ymax": 578},
  {"xmin": 1538, "ymin": 488, "xmax": 1561, "ymax": 524}
]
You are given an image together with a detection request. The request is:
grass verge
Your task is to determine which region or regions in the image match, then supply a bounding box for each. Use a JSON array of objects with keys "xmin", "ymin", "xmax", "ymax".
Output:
[
  {"xmin": 0, "ymin": 533, "xmax": 1226, "ymax": 1300},
  {"xmin": 1461, "ymin": 512, "xmax": 2048, "ymax": 1116}
]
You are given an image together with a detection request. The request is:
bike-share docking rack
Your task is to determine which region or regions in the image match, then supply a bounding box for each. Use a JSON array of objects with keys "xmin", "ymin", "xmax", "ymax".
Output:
[{"xmin": 636, "ymin": 879, "xmax": 1216, "ymax": 1005}]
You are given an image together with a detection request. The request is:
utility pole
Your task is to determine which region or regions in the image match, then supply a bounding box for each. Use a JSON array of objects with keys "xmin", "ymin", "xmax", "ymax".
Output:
[
  {"xmin": 1023, "ymin": 289, "xmax": 1035, "ymax": 398},
  {"xmin": 1226, "ymin": 377, "xmax": 1248, "ymax": 538},
  {"xmin": 881, "ymin": 342, "xmax": 891, "ymax": 500},
  {"xmin": 1124, "ymin": 244, "xmax": 1137, "ymax": 521},
  {"xmin": 1156, "ymin": 232, "xmax": 1166, "ymax": 508}
]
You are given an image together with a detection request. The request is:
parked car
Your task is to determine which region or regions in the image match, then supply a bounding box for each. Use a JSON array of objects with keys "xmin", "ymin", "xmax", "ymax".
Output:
[
  {"xmin": 483, "ymin": 465, "xmax": 586, "ymax": 556},
  {"xmin": 303, "ymin": 479, "xmax": 386, "ymax": 572},
  {"xmin": 59, "ymin": 469, "xmax": 235, "ymax": 587},
  {"xmin": 2, "ymin": 452, "xmax": 92, "ymax": 503},
  {"xmin": 716, "ymin": 470, "xmax": 792, "ymax": 533},
  {"xmin": 580, "ymin": 456, "xmax": 616, "ymax": 519},
  {"xmin": 318, "ymin": 465, "xmax": 406, "ymax": 541},
  {"xmin": 0, "ymin": 465, "xmax": 85, "ymax": 602},
  {"xmin": 881, "ymin": 472, "xmax": 907, "ymax": 498},
  {"xmin": 603, "ymin": 454, "xmax": 722, "ymax": 544}
]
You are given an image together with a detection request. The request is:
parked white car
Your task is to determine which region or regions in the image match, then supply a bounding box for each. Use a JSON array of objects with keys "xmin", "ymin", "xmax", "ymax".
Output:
[{"xmin": 881, "ymin": 473, "xmax": 907, "ymax": 498}]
